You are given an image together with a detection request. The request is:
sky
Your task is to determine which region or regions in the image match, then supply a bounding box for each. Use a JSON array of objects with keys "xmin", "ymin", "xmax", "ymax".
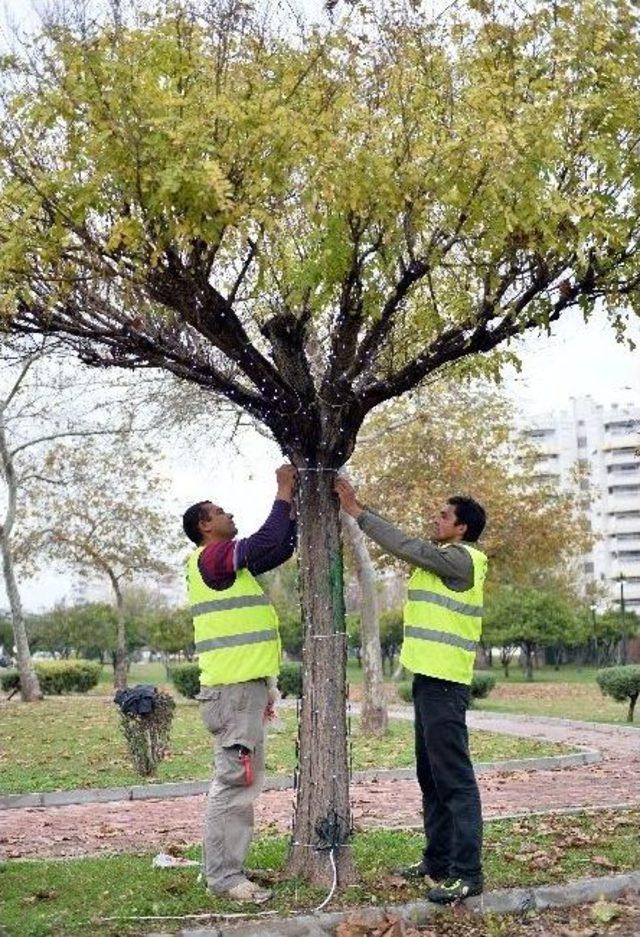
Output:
[{"xmin": 0, "ymin": 0, "xmax": 639, "ymax": 613}]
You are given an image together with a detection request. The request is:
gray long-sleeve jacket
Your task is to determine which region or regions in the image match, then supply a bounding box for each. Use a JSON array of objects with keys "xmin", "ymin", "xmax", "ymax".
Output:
[{"xmin": 357, "ymin": 509, "xmax": 474, "ymax": 593}]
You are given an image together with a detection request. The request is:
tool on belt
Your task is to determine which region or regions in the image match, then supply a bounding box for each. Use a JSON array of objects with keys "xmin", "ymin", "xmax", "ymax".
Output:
[{"xmin": 237, "ymin": 745, "xmax": 254, "ymax": 785}]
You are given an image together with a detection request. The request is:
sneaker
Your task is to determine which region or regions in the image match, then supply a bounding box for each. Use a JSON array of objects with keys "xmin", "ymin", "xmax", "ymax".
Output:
[
  {"xmin": 396, "ymin": 860, "xmax": 446, "ymax": 884},
  {"xmin": 427, "ymin": 876, "xmax": 483, "ymax": 904},
  {"xmin": 219, "ymin": 878, "xmax": 273, "ymax": 904}
]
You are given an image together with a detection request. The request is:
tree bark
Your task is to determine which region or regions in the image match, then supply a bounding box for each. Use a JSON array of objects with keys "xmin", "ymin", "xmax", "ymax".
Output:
[
  {"xmin": 109, "ymin": 573, "xmax": 128, "ymax": 691},
  {"xmin": 0, "ymin": 534, "xmax": 42, "ymax": 701},
  {"xmin": 287, "ymin": 470, "xmax": 355, "ymax": 886},
  {"xmin": 523, "ymin": 643, "xmax": 534, "ymax": 681},
  {"xmin": 628, "ymin": 693, "xmax": 638, "ymax": 724},
  {"xmin": 342, "ymin": 513, "xmax": 387, "ymax": 737},
  {"xmin": 0, "ymin": 409, "xmax": 41, "ymax": 702}
]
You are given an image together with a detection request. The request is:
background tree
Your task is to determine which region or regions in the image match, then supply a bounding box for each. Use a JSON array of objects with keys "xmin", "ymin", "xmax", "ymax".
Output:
[
  {"xmin": 596, "ymin": 609, "xmax": 640, "ymax": 667},
  {"xmin": 146, "ymin": 606, "xmax": 195, "ymax": 668},
  {"xmin": 33, "ymin": 440, "xmax": 177, "ymax": 689},
  {"xmin": 342, "ymin": 512, "xmax": 387, "ymax": 735},
  {"xmin": 3, "ymin": 0, "xmax": 640, "ymax": 882},
  {"xmin": 351, "ymin": 382, "xmax": 592, "ymax": 591},
  {"xmin": 0, "ymin": 339, "xmax": 135, "ymax": 701},
  {"xmin": 483, "ymin": 584, "xmax": 580, "ymax": 681}
]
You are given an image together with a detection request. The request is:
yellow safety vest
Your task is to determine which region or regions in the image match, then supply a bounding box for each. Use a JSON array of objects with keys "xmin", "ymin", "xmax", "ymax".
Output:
[
  {"xmin": 186, "ymin": 549, "xmax": 281, "ymax": 686},
  {"xmin": 400, "ymin": 544, "xmax": 487, "ymax": 685}
]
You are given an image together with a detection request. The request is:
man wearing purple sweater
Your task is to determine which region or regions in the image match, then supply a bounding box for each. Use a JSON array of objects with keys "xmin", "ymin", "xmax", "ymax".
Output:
[{"xmin": 182, "ymin": 464, "xmax": 297, "ymax": 903}]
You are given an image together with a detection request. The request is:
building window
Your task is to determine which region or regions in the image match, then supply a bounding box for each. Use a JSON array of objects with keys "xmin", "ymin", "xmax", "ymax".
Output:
[
  {"xmin": 577, "ymin": 436, "xmax": 587, "ymax": 447},
  {"xmin": 605, "ymin": 420, "xmax": 638, "ymax": 435},
  {"xmin": 615, "ymin": 532, "xmax": 640, "ymax": 541},
  {"xmin": 526, "ymin": 428, "xmax": 555, "ymax": 439},
  {"xmin": 583, "ymin": 561, "xmax": 595, "ymax": 574},
  {"xmin": 609, "ymin": 485, "xmax": 640, "ymax": 494},
  {"xmin": 607, "ymin": 463, "xmax": 639, "ymax": 474},
  {"xmin": 618, "ymin": 550, "xmax": 640, "ymax": 560},
  {"xmin": 612, "ymin": 510, "xmax": 640, "ymax": 519}
]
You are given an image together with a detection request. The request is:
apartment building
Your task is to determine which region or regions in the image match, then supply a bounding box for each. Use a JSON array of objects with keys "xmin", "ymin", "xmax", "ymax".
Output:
[{"xmin": 524, "ymin": 396, "xmax": 640, "ymax": 612}]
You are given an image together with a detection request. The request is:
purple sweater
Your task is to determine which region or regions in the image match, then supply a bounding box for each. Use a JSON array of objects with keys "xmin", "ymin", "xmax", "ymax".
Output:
[{"xmin": 197, "ymin": 499, "xmax": 296, "ymax": 590}]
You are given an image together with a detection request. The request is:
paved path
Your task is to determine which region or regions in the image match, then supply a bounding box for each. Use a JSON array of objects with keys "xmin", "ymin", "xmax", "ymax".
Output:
[{"xmin": 1, "ymin": 711, "xmax": 637, "ymax": 861}]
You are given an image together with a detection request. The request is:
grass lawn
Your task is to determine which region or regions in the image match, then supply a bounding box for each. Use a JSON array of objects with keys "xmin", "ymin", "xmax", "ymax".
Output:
[
  {"xmin": 0, "ymin": 698, "xmax": 571, "ymax": 795},
  {"xmin": 475, "ymin": 679, "xmax": 639, "ymax": 725},
  {"xmin": 1, "ymin": 807, "xmax": 638, "ymax": 936}
]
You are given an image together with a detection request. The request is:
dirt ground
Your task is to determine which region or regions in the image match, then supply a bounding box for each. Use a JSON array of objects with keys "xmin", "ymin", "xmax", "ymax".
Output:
[{"xmin": 336, "ymin": 892, "xmax": 640, "ymax": 936}]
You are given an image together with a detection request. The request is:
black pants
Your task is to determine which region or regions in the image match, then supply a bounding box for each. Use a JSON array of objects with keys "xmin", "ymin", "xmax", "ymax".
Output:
[{"xmin": 413, "ymin": 673, "xmax": 483, "ymax": 881}]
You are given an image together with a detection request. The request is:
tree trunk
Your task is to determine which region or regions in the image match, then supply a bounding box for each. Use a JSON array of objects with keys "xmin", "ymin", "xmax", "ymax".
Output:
[
  {"xmin": 523, "ymin": 643, "xmax": 534, "ymax": 681},
  {"xmin": 110, "ymin": 575, "xmax": 128, "ymax": 691},
  {"xmin": 287, "ymin": 470, "xmax": 355, "ymax": 886},
  {"xmin": 0, "ymin": 534, "xmax": 42, "ymax": 701},
  {"xmin": 342, "ymin": 513, "xmax": 388, "ymax": 737},
  {"xmin": 628, "ymin": 693, "xmax": 638, "ymax": 723},
  {"xmin": 0, "ymin": 409, "xmax": 41, "ymax": 703}
]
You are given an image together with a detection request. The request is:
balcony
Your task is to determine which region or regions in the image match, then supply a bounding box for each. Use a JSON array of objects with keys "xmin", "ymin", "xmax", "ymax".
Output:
[{"xmin": 602, "ymin": 433, "xmax": 640, "ymax": 451}]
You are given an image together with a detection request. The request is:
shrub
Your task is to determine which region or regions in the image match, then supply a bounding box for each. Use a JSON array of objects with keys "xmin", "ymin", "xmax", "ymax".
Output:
[
  {"xmin": 596, "ymin": 665, "xmax": 640, "ymax": 722},
  {"xmin": 116, "ymin": 691, "xmax": 176, "ymax": 776},
  {"xmin": 1, "ymin": 660, "xmax": 101, "ymax": 695},
  {"xmin": 471, "ymin": 672, "xmax": 496, "ymax": 701},
  {"xmin": 170, "ymin": 661, "xmax": 201, "ymax": 699},
  {"xmin": 396, "ymin": 673, "xmax": 496, "ymax": 706},
  {"xmin": 397, "ymin": 681, "xmax": 412, "ymax": 703},
  {"xmin": 278, "ymin": 661, "xmax": 302, "ymax": 698},
  {"xmin": 0, "ymin": 670, "xmax": 19, "ymax": 693}
]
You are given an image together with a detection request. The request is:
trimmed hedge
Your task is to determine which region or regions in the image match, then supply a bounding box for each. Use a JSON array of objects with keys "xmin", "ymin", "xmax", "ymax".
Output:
[
  {"xmin": 169, "ymin": 661, "xmax": 304, "ymax": 699},
  {"xmin": 397, "ymin": 672, "xmax": 496, "ymax": 706},
  {"xmin": 170, "ymin": 662, "xmax": 201, "ymax": 699},
  {"xmin": 0, "ymin": 659, "xmax": 101, "ymax": 695},
  {"xmin": 596, "ymin": 664, "xmax": 640, "ymax": 722},
  {"xmin": 278, "ymin": 661, "xmax": 302, "ymax": 698},
  {"xmin": 471, "ymin": 672, "xmax": 496, "ymax": 700}
]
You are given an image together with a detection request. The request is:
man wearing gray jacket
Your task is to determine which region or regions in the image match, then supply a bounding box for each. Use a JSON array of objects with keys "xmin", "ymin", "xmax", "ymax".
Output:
[{"xmin": 335, "ymin": 476, "xmax": 487, "ymax": 904}]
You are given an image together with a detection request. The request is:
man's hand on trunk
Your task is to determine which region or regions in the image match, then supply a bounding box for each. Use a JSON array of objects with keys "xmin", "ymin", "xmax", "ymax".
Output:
[{"xmin": 334, "ymin": 475, "xmax": 365, "ymax": 519}]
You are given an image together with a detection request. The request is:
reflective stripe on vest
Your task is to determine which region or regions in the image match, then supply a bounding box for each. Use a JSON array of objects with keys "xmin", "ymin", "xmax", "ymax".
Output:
[
  {"xmin": 186, "ymin": 549, "xmax": 280, "ymax": 686},
  {"xmin": 191, "ymin": 595, "xmax": 271, "ymax": 617},
  {"xmin": 407, "ymin": 590, "xmax": 483, "ymax": 618},
  {"xmin": 400, "ymin": 544, "xmax": 487, "ymax": 686},
  {"xmin": 195, "ymin": 628, "xmax": 279, "ymax": 653}
]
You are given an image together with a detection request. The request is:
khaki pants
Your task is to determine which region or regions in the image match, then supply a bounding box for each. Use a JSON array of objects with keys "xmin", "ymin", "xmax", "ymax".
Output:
[{"xmin": 199, "ymin": 679, "xmax": 268, "ymax": 892}]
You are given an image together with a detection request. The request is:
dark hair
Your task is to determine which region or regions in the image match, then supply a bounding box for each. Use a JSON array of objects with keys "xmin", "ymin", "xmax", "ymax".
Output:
[
  {"xmin": 182, "ymin": 501, "xmax": 211, "ymax": 545},
  {"xmin": 448, "ymin": 496, "xmax": 486, "ymax": 543}
]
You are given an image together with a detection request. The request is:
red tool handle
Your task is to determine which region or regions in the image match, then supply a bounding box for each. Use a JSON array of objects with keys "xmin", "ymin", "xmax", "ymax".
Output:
[{"xmin": 239, "ymin": 748, "xmax": 254, "ymax": 786}]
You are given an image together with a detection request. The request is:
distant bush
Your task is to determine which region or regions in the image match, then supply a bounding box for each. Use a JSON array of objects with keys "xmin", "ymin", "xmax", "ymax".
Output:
[
  {"xmin": 278, "ymin": 661, "xmax": 302, "ymax": 698},
  {"xmin": 596, "ymin": 665, "xmax": 640, "ymax": 722},
  {"xmin": 170, "ymin": 662, "xmax": 200, "ymax": 699},
  {"xmin": 0, "ymin": 660, "xmax": 101, "ymax": 696},
  {"xmin": 397, "ymin": 681, "xmax": 412, "ymax": 704},
  {"xmin": 471, "ymin": 672, "xmax": 496, "ymax": 701},
  {"xmin": 396, "ymin": 672, "xmax": 496, "ymax": 706}
]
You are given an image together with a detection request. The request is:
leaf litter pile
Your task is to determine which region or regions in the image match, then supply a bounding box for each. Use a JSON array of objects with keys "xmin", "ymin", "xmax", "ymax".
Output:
[{"xmin": 337, "ymin": 894, "xmax": 640, "ymax": 937}]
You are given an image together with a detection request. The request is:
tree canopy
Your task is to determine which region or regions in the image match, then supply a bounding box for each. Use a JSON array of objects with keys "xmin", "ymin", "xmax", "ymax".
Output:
[
  {"xmin": 1, "ymin": 0, "xmax": 639, "ymax": 462},
  {"xmin": 350, "ymin": 382, "xmax": 592, "ymax": 589}
]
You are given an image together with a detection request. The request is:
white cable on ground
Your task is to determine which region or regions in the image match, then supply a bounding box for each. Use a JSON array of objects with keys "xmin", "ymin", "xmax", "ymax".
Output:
[{"xmin": 311, "ymin": 847, "xmax": 338, "ymax": 913}]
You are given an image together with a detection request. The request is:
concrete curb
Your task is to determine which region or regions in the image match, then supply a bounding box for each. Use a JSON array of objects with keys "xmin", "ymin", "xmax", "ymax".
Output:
[
  {"xmin": 0, "ymin": 748, "xmax": 601, "ymax": 811},
  {"xmin": 151, "ymin": 870, "xmax": 640, "ymax": 937}
]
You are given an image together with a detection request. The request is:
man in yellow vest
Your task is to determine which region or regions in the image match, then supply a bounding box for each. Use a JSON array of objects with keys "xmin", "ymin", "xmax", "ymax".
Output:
[
  {"xmin": 182, "ymin": 464, "xmax": 297, "ymax": 903},
  {"xmin": 335, "ymin": 477, "xmax": 487, "ymax": 904}
]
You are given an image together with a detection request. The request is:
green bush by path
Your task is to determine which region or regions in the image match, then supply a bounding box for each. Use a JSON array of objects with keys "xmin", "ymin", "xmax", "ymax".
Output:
[
  {"xmin": 396, "ymin": 672, "xmax": 496, "ymax": 705},
  {"xmin": 278, "ymin": 661, "xmax": 302, "ymax": 698},
  {"xmin": 1, "ymin": 808, "xmax": 639, "ymax": 937},
  {"xmin": 596, "ymin": 665, "xmax": 640, "ymax": 722},
  {"xmin": 0, "ymin": 660, "xmax": 101, "ymax": 696},
  {"xmin": 0, "ymin": 699, "xmax": 571, "ymax": 794},
  {"xmin": 170, "ymin": 662, "xmax": 200, "ymax": 699}
]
